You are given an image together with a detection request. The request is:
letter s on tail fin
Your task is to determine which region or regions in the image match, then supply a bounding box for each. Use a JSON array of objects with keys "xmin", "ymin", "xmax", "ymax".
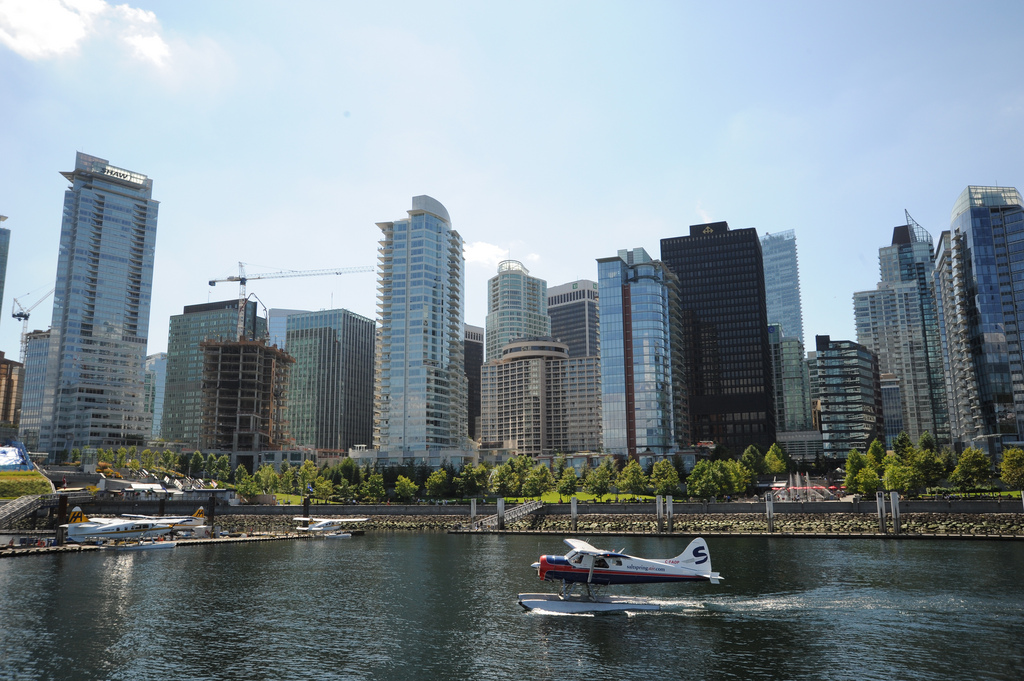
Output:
[
  {"xmin": 675, "ymin": 537, "xmax": 712, "ymax": 574},
  {"xmin": 67, "ymin": 507, "xmax": 89, "ymax": 524}
]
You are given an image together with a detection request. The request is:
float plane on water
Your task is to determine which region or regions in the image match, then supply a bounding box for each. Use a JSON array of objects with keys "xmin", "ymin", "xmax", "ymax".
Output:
[
  {"xmin": 293, "ymin": 516, "xmax": 369, "ymax": 538},
  {"xmin": 61, "ymin": 507, "xmax": 174, "ymax": 543},
  {"xmin": 518, "ymin": 537, "xmax": 722, "ymax": 614},
  {"xmin": 123, "ymin": 507, "xmax": 207, "ymax": 530}
]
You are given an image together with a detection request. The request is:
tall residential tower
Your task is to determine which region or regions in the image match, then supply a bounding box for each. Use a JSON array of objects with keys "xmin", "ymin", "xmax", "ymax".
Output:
[
  {"xmin": 374, "ymin": 196, "xmax": 467, "ymax": 455},
  {"xmin": 485, "ymin": 260, "xmax": 549, "ymax": 362},
  {"xmin": 39, "ymin": 153, "xmax": 158, "ymax": 455},
  {"xmin": 760, "ymin": 230, "xmax": 804, "ymax": 343}
]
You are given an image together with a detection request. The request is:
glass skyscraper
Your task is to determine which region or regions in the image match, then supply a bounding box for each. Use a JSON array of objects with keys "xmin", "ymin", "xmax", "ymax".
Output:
[
  {"xmin": 144, "ymin": 353, "xmax": 167, "ymax": 440},
  {"xmin": 815, "ymin": 335, "xmax": 884, "ymax": 456},
  {"xmin": 597, "ymin": 248, "xmax": 684, "ymax": 457},
  {"xmin": 39, "ymin": 153, "xmax": 158, "ymax": 455},
  {"xmin": 767, "ymin": 324, "xmax": 812, "ymax": 432},
  {"xmin": 661, "ymin": 222, "xmax": 776, "ymax": 454},
  {"xmin": 760, "ymin": 230, "xmax": 804, "ymax": 343},
  {"xmin": 0, "ymin": 221, "xmax": 9, "ymax": 327},
  {"xmin": 286, "ymin": 308, "xmax": 375, "ymax": 453},
  {"xmin": 485, "ymin": 260, "xmax": 549, "ymax": 362},
  {"xmin": 374, "ymin": 196, "xmax": 467, "ymax": 454},
  {"xmin": 464, "ymin": 324, "xmax": 484, "ymax": 441},
  {"xmin": 934, "ymin": 186, "xmax": 1024, "ymax": 456},
  {"xmin": 854, "ymin": 214, "xmax": 948, "ymax": 447}
]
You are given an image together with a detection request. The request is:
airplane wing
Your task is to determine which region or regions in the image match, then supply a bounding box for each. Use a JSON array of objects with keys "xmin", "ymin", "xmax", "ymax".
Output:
[
  {"xmin": 564, "ymin": 538, "xmax": 602, "ymax": 553},
  {"xmin": 294, "ymin": 517, "xmax": 369, "ymax": 523}
]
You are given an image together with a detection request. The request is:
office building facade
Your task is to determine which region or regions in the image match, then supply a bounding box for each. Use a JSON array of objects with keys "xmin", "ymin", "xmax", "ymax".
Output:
[
  {"xmin": 464, "ymin": 324, "xmax": 484, "ymax": 441},
  {"xmin": 854, "ymin": 214, "xmax": 948, "ymax": 447},
  {"xmin": 768, "ymin": 324, "xmax": 812, "ymax": 433},
  {"xmin": 485, "ymin": 260, "xmax": 549, "ymax": 362},
  {"xmin": 162, "ymin": 299, "xmax": 263, "ymax": 447},
  {"xmin": 661, "ymin": 222, "xmax": 776, "ymax": 454},
  {"xmin": 285, "ymin": 308, "xmax": 374, "ymax": 453},
  {"xmin": 547, "ymin": 279, "xmax": 599, "ymax": 359},
  {"xmin": 267, "ymin": 308, "xmax": 309, "ymax": 350},
  {"xmin": 40, "ymin": 153, "xmax": 158, "ymax": 455},
  {"xmin": 597, "ymin": 248, "xmax": 684, "ymax": 457},
  {"xmin": 374, "ymin": 196, "xmax": 468, "ymax": 454},
  {"xmin": 17, "ymin": 330, "xmax": 49, "ymax": 451},
  {"xmin": 934, "ymin": 186, "xmax": 1024, "ymax": 456},
  {"xmin": 815, "ymin": 335, "xmax": 884, "ymax": 456},
  {"xmin": 0, "ymin": 222, "xmax": 8, "ymax": 325},
  {"xmin": 760, "ymin": 230, "xmax": 804, "ymax": 343},
  {"xmin": 143, "ymin": 353, "xmax": 167, "ymax": 440}
]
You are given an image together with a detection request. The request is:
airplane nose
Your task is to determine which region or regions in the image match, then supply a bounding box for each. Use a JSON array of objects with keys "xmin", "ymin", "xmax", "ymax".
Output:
[{"xmin": 531, "ymin": 562, "xmax": 541, "ymax": 570}]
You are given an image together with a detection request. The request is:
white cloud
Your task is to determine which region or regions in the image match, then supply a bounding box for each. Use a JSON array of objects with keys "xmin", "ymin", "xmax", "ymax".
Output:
[
  {"xmin": 695, "ymin": 200, "xmax": 713, "ymax": 223},
  {"xmin": 0, "ymin": 0, "xmax": 170, "ymax": 66},
  {"xmin": 464, "ymin": 241, "xmax": 508, "ymax": 268}
]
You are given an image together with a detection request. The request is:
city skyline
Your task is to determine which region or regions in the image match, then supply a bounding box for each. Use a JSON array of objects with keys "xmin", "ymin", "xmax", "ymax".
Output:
[{"xmin": 3, "ymin": 3, "xmax": 1024, "ymax": 362}]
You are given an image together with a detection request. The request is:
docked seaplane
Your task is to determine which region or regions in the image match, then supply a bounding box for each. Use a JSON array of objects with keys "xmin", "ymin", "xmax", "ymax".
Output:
[
  {"xmin": 122, "ymin": 507, "xmax": 207, "ymax": 531},
  {"xmin": 293, "ymin": 516, "xmax": 369, "ymax": 538},
  {"xmin": 61, "ymin": 507, "xmax": 175, "ymax": 544},
  {"xmin": 518, "ymin": 537, "xmax": 722, "ymax": 613}
]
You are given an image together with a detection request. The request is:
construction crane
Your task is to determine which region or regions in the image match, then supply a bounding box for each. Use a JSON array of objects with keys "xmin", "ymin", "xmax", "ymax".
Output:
[
  {"xmin": 208, "ymin": 262, "xmax": 375, "ymax": 340},
  {"xmin": 12, "ymin": 287, "xmax": 55, "ymax": 362}
]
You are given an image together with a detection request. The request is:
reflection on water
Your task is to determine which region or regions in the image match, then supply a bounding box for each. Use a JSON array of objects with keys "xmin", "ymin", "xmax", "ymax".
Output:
[{"xmin": 1, "ymin": 535, "xmax": 1022, "ymax": 681}]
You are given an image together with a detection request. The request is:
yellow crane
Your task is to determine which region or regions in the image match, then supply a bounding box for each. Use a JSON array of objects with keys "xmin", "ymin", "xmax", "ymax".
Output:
[{"xmin": 208, "ymin": 262, "xmax": 374, "ymax": 340}]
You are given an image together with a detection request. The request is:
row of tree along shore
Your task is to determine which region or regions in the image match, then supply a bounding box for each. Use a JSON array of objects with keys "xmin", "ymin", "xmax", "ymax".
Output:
[{"xmin": 133, "ymin": 512, "xmax": 1024, "ymax": 537}]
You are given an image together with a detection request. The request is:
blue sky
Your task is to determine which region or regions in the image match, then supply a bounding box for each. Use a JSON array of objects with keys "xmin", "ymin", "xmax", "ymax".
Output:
[{"xmin": 2, "ymin": 1, "xmax": 1023, "ymax": 356}]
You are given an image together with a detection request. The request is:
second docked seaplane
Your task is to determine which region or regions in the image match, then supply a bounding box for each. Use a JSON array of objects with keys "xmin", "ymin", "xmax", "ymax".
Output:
[
  {"xmin": 61, "ymin": 507, "xmax": 175, "ymax": 544},
  {"xmin": 293, "ymin": 516, "xmax": 369, "ymax": 538},
  {"xmin": 519, "ymin": 537, "xmax": 722, "ymax": 614}
]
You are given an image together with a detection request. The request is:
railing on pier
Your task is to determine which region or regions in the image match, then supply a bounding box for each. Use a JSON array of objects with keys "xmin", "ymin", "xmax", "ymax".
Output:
[
  {"xmin": 0, "ymin": 492, "xmax": 94, "ymax": 529},
  {"xmin": 476, "ymin": 499, "xmax": 543, "ymax": 530}
]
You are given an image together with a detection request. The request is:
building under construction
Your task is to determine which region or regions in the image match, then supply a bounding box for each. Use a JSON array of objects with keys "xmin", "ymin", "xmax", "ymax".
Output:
[{"xmin": 200, "ymin": 339, "xmax": 294, "ymax": 454}]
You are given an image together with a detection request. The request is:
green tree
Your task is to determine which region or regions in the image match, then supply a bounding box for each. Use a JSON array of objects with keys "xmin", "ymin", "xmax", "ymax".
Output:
[
  {"xmin": 312, "ymin": 476, "xmax": 333, "ymax": 502},
  {"xmin": 866, "ymin": 439, "xmax": 886, "ymax": 471},
  {"xmin": 685, "ymin": 460, "xmax": 726, "ymax": 499},
  {"xmin": 425, "ymin": 469, "xmax": 449, "ymax": 499},
  {"xmin": 722, "ymin": 459, "xmax": 752, "ymax": 495},
  {"xmin": 853, "ymin": 466, "xmax": 881, "ymax": 495},
  {"xmin": 361, "ymin": 473, "xmax": 386, "ymax": 502},
  {"xmin": 140, "ymin": 449, "xmax": 154, "ymax": 469},
  {"xmin": 206, "ymin": 453, "xmax": 219, "ymax": 478},
  {"xmin": 490, "ymin": 464, "xmax": 519, "ymax": 497},
  {"xmin": 1000, "ymin": 447, "xmax": 1024, "ymax": 493},
  {"xmin": 650, "ymin": 459, "xmax": 681, "ymax": 496},
  {"xmin": 740, "ymin": 445, "xmax": 766, "ymax": 475},
  {"xmin": 616, "ymin": 459, "xmax": 649, "ymax": 497},
  {"xmin": 892, "ymin": 431, "xmax": 913, "ymax": 459},
  {"xmin": 763, "ymin": 445, "xmax": 788, "ymax": 474},
  {"xmin": 394, "ymin": 475, "xmax": 418, "ymax": 502},
  {"xmin": 918, "ymin": 431, "xmax": 936, "ymax": 453},
  {"xmin": 116, "ymin": 447, "xmax": 128, "ymax": 468},
  {"xmin": 254, "ymin": 463, "xmax": 279, "ymax": 494},
  {"xmin": 584, "ymin": 459, "xmax": 615, "ymax": 501},
  {"xmin": 298, "ymin": 460, "xmax": 319, "ymax": 496},
  {"xmin": 190, "ymin": 451, "xmax": 205, "ymax": 477},
  {"xmin": 70, "ymin": 448, "xmax": 81, "ymax": 464},
  {"xmin": 949, "ymin": 447, "xmax": 992, "ymax": 492},
  {"xmin": 907, "ymin": 446, "xmax": 946, "ymax": 488},
  {"xmin": 556, "ymin": 467, "xmax": 579, "ymax": 501},
  {"xmin": 127, "ymin": 458, "xmax": 141, "ymax": 474},
  {"xmin": 217, "ymin": 455, "xmax": 232, "ymax": 482},
  {"xmin": 508, "ymin": 456, "xmax": 533, "ymax": 489},
  {"xmin": 844, "ymin": 450, "xmax": 867, "ymax": 491},
  {"xmin": 522, "ymin": 464, "xmax": 555, "ymax": 499},
  {"xmin": 455, "ymin": 463, "xmax": 489, "ymax": 497},
  {"xmin": 552, "ymin": 453, "xmax": 567, "ymax": 480},
  {"xmin": 711, "ymin": 444, "xmax": 731, "ymax": 461},
  {"xmin": 333, "ymin": 477, "xmax": 353, "ymax": 501},
  {"xmin": 883, "ymin": 463, "xmax": 922, "ymax": 494}
]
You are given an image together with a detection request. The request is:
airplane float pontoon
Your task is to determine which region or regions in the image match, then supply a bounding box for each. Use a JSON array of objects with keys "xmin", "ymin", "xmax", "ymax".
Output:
[
  {"xmin": 293, "ymin": 516, "xmax": 369, "ymax": 538},
  {"xmin": 518, "ymin": 537, "xmax": 722, "ymax": 613}
]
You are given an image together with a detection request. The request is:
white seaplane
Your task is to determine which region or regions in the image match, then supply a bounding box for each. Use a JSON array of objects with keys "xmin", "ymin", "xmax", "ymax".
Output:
[
  {"xmin": 293, "ymin": 516, "xmax": 369, "ymax": 538},
  {"xmin": 123, "ymin": 507, "xmax": 207, "ymax": 530},
  {"xmin": 61, "ymin": 507, "xmax": 175, "ymax": 544},
  {"xmin": 518, "ymin": 537, "xmax": 722, "ymax": 614}
]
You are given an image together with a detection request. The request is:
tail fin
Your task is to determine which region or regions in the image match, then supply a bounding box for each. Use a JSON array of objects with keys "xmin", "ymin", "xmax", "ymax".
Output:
[
  {"xmin": 193, "ymin": 507, "xmax": 205, "ymax": 519},
  {"xmin": 674, "ymin": 537, "xmax": 712, "ymax": 574},
  {"xmin": 67, "ymin": 507, "xmax": 89, "ymax": 524}
]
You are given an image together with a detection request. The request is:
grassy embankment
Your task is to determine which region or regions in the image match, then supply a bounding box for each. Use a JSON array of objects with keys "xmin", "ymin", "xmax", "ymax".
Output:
[{"xmin": 0, "ymin": 471, "xmax": 53, "ymax": 499}]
